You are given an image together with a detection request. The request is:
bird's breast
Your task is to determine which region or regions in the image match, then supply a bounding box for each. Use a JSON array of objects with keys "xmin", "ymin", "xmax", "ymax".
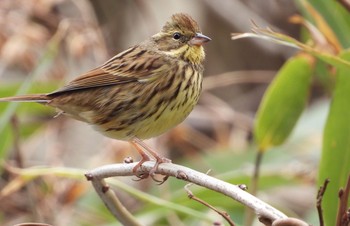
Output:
[{"xmin": 98, "ymin": 64, "xmax": 203, "ymax": 140}]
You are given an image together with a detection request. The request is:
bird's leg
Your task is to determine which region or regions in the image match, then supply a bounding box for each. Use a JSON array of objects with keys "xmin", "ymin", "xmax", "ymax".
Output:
[
  {"xmin": 130, "ymin": 141, "xmax": 152, "ymax": 179},
  {"xmin": 131, "ymin": 137, "xmax": 171, "ymax": 182}
]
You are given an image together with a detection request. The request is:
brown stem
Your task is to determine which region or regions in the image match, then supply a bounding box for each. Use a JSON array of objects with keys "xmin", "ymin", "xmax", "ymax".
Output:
[
  {"xmin": 317, "ymin": 178, "xmax": 330, "ymax": 226},
  {"xmin": 185, "ymin": 184, "xmax": 236, "ymax": 226},
  {"xmin": 244, "ymin": 150, "xmax": 264, "ymax": 226},
  {"xmin": 336, "ymin": 174, "xmax": 350, "ymax": 226},
  {"xmin": 10, "ymin": 115, "xmax": 23, "ymax": 167}
]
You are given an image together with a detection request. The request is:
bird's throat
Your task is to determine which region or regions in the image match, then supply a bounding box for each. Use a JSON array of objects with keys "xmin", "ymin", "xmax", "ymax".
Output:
[{"xmin": 163, "ymin": 45, "xmax": 205, "ymax": 64}]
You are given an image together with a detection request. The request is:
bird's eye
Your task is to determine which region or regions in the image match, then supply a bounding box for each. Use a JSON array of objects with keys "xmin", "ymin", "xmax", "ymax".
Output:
[{"xmin": 173, "ymin": 32, "xmax": 182, "ymax": 40}]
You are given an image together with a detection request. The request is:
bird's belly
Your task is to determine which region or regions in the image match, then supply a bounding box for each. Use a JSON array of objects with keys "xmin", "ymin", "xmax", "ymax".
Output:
[
  {"xmin": 134, "ymin": 101, "xmax": 194, "ymax": 139},
  {"xmin": 99, "ymin": 102, "xmax": 194, "ymax": 140},
  {"xmin": 96, "ymin": 90, "xmax": 198, "ymax": 141}
]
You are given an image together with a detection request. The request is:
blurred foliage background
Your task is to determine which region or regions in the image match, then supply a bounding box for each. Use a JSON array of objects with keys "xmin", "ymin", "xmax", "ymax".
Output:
[{"xmin": 0, "ymin": 0, "xmax": 349, "ymax": 226}]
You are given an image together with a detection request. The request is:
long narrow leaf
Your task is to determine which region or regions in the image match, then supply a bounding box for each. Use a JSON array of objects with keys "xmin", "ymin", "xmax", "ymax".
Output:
[
  {"xmin": 319, "ymin": 51, "xmax": 350, "ymax": 226},
  {"xmin": 254, "ymin": 53, "xmax": 314, "ymax": 151}
]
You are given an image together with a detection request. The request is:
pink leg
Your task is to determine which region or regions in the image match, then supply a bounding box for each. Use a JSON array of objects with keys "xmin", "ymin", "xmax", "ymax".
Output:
[
  {"xmin": 130, "ymin": 141, "xmax": 151, "ymax": 179},
  {"xmin": 131, "ymin": 138, "xmax": 171, "ymax": 181}
]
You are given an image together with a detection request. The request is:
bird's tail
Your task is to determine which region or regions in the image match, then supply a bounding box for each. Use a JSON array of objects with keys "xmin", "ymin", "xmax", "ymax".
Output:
[{"xmin": 0, "ymin": 94, "xmax": 51, "ymax": 103}]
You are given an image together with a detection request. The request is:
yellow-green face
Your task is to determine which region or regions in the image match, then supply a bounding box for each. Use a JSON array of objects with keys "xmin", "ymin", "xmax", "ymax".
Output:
[{"xmin": 152, "ymin": 13, "xmax": 210, "ymax": 64}]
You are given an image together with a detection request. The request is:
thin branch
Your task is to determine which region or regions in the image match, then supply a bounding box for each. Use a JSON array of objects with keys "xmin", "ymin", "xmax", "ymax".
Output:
[
  {"xmin": 86, "ymin": 161, "xmax": 288, "ymax": 224},
  {"xmin": 336, "ymin": 174, "xmax": 350, "ymax": 226},
  {"xmin": 317, "ymin": 178, "xmax": 330, "ymax": 226},
  {"xmin": 85, "ymin": 173, "xmax": 142, "ymax": 226},
  {"xmin": 10, "ymin": 115, "xmax": 23, "ymax": 167},
  {"xmin": 185, "ymin": 183, "xmax": 236, "ymax": 226}
]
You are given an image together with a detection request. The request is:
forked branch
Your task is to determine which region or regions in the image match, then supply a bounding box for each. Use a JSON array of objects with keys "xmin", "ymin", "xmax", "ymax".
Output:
[{"xmin": 85, "ymin": 161, "xmax": 302, "ymax": 225}]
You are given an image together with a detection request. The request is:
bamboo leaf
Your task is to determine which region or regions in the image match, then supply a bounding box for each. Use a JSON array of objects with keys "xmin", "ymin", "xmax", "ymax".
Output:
[
  {"xmin": 254, "ymin": 54, "xmax": 314, "ymax": 151},
  {"xmin": 299, "ymin": 0, "xmax": 350, "ymax": 48},
  {"xmin": 319, "ymin": 51, "xmax": 350, "ymax": 226},
  {"xmin": 298, "ymin": 0, "xmax": 342, "ymax": 52}
]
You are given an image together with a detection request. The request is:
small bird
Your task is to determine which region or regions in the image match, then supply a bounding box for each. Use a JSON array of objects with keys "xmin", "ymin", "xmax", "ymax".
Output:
[{"xmin": 0, "ymin": 13, "xmax": 210, "ymax": 178}]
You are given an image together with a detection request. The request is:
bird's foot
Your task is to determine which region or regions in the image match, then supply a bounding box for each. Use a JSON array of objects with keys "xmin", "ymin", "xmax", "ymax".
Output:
[
  {"xmin": 149, "ymin": 157, "xmax": 171, "ymax": 184},
  {"xmin": 130, "ymin": 137, "xmax": 171, "ymax": 183}
]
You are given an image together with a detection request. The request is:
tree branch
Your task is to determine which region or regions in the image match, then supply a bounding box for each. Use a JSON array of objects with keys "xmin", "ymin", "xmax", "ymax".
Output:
[
  {"xmin": 88, "ymin": 175, "xmax": 142, "ymax": 226},
  {"xmin": 86, "ymin": 161, "xmax": 289, "ymax": 224}
]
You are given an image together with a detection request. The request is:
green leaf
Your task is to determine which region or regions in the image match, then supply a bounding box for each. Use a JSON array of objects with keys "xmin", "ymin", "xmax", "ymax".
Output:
[
  {"xmin": 300, "ymin": 0, "xmax": 350, "ymax": 48},
  {"xmin": 319, "ymin": 51, "xmax": 350, "ymax": 226},
  {"xmin": 254, "ymin": 54, "xmax": 314, "ymax": 151}
]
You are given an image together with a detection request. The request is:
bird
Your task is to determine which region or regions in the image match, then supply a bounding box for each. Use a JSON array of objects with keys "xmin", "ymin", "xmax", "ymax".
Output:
[{"xmin": 0, "ymin": 13, "xmax": 211, "ymax": 178}]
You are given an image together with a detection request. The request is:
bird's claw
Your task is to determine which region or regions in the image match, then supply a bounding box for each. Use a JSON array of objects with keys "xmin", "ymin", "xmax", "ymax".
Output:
[{"xmin": 132, "ymin": 157, "xmax": 171, "ymax": 183}]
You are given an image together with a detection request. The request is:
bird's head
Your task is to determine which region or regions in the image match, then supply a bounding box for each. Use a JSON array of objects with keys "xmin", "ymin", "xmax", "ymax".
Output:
[{"xmin": 152, "ymin": 13, "xmax": 211, "ymax": 64}]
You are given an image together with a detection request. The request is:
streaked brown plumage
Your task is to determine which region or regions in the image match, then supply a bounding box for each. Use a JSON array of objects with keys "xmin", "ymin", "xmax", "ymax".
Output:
[{"xmin": 0, "ymin": 13, "xmax": 210, "ymax": 177}]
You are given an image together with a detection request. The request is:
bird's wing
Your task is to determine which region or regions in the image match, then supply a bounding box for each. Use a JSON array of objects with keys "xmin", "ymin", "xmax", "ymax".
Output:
[{"xmin": 49, "ymin": 46, "xmax": 166, "ymax": 95}]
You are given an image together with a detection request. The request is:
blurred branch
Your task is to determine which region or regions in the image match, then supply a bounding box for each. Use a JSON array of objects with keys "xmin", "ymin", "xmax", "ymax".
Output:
[
  {"xmin": 337, "ymin": 0, "xmax": 350, "ymax": 13},
  {"xmin": 86, "ymin": 161, "xmax": 294, "ymax": 225},
  {"xmin": 10, "ymin": 115, "xmax": 23, "ymax": 167},
  {"xmin": 0, "ymin": 20, "xmax": 69, "ymax": 156},
  {"xmin": 202, "ymin": 70, "xmax": 274, "ymax": 91},
  {"xmin": 202, "ymin": 0, "xmax": 279, "ymax": 31},
  {"xmin": 203, "ymin": 0, "xmax": 292, "ymax": 57}
]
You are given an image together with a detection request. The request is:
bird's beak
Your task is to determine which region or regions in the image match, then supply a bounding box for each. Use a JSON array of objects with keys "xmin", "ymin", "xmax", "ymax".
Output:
[{"xmin": 189, "ymin": 33, "xmax": 211, "ymax": 46}]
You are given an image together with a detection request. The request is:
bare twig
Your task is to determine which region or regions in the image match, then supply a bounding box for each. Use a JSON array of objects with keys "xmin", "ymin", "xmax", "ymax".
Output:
[
  {"xmin": 317, "ymin": 178, "xmax": 330, "ymax": 226},
  {"xmin": 336, "ymin": 175, "xmax": 350, "ymax": 226},
  {"xmin": 86, "ymin": 161, "xmax": 288, "ymax": 224},
  {"xmin": 202, "ymin": 70, "xmax": 274, "ymax": 91},
  {"xmin": 85, "ymin": 173, "xmax": 142, "ymax": 226},
  {"xmin": 185, "ymin": 183, "xmax": 236, "ymax": 226}
]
